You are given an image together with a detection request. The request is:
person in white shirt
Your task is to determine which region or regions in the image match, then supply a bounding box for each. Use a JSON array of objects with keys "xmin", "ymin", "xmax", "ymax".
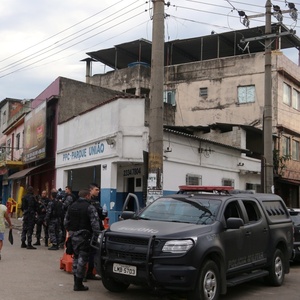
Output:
[{"xmin": 0, "ymin": 198, "xmax": 13, "ymax": 260}]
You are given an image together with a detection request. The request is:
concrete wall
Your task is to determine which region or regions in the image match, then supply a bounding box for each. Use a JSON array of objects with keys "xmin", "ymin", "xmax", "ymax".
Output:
[{"xmin": 89, "ymin": 64, "xmax": 151, "ymax": 96}]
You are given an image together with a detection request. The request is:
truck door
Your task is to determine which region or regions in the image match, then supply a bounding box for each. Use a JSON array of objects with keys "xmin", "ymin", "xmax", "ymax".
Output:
[
  {"xmin": 241, "ymin": 199, "xmax": 269, "ymax": 267},
  {"xmin": 222, "ymin": 200, "xmax": 249, "ymax": 273}
]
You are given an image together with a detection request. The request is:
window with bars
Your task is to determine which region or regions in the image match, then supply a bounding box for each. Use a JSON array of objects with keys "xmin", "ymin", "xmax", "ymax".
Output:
[
  {"xmin": 222, "ymin": 178, "xmax": 234, "ymax": 187},
  {"xmin": 199, "ymin": 87, "xmax": 208, "ymax": 97},
  {"xmin": 186, "ymin": 174, "xmax": 202, "ymax": 185}
]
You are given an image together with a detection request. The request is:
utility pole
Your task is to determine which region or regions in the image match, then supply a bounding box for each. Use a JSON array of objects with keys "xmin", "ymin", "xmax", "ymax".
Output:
[
  {"xmin": 147, "ymin": 0, "xmax": 164, "ymax": 205},
  {"xmin": 264, "ymin": 0, "xmax": 273, "ymax": 193},
  {"xmin": 240, "ymin": 1, "xmax": 297, "ymax": 193}
]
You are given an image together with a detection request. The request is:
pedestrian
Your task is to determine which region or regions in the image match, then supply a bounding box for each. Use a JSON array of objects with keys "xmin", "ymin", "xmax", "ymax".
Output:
[
  {"xmin": 33, "ymin": 190, "xmax": 50, "ymax": 246},
  {"xmin": 83, "ymin": 183, "xmax": 106, "ymax": 281},
  {"xmin": 45, "ymin": 188, "xmax": 62, "ymax": 250},
  {"xmin": 0, "ymin": 197, "xmax": 13, "ymax": 260},
  {"xmin": 64, "ymin": 189, "xmax": 100, "ymax": 291},
  {"xmin": 21, "ymin": 186, "xmax": 38, "ymax": 249}
]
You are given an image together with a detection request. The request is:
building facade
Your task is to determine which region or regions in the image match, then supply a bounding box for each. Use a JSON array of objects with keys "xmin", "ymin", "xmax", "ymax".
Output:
[
  {"xmin": 56, "ymin": 96, "xmax": 261, "ymax": 223},
  {"xmin": 85, "ymin": 24, "xmax": 300, "ymax": 207}
]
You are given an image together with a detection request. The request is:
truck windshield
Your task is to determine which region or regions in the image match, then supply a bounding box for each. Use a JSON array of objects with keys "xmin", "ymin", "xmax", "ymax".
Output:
[{"xmin": 139, "ymin": 197, "xmax": 221, "ymax": 224}]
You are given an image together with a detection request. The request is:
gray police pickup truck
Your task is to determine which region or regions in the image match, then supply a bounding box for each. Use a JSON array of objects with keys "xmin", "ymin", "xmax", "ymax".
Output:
[{"xmin": 94, "ymin": 188, "xmax": 293, "ymax": 300}]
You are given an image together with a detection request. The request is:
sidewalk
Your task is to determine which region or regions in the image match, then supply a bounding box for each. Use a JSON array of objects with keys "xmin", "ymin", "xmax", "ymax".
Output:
[{"xmin": 0, "ymin": 218, "xmax": 109, "ymax": 300}]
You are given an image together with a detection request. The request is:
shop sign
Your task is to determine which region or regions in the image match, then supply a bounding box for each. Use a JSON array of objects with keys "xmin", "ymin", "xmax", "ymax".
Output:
[{"xmin": 60, "ymin": 142, "xmax": 105, "ymax": 162}]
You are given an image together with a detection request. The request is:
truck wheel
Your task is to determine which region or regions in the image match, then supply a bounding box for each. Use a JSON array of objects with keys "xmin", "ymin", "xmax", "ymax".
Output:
[
  {"xmin": 265, "ymin": 248, "xmax": 285, "ymax": 286},
  {"xmin": 188, "ymin": 260, "xmax": 220, "ymax": 300},
  {"xmin": 101, "ymin": 274, "xmax": 130, "ymax": 293}
]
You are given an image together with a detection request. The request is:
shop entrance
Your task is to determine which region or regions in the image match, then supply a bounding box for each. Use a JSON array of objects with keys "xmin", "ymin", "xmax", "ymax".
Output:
[
  {"xmin": 65, "ymin": 165, "xmax": 101, "ymax": 196},
  {"xmin": 124, "ymin": 177, "xmax": 135, "ymax": 211}
]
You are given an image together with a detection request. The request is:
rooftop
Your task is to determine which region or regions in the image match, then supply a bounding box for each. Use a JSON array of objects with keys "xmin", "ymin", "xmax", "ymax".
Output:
[{"xmin": 86, "ymin": 23, "xmax": 300, "ymax": 70}]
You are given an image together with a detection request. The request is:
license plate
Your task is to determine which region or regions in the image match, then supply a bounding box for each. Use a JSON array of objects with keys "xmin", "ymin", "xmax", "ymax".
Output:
[{"xmin": 113, "ymin": 263, "xmax": 137, "ymax": 276}]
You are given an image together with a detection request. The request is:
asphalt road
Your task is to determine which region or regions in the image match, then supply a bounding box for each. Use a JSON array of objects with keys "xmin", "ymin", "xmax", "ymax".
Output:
[{"xmin": 1, "ymin": 218, "xmax": 300, "ymax": 300}]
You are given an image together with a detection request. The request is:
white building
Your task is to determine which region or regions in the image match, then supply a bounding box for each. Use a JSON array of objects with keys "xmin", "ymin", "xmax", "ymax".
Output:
[{"xmin": 56, "ymin": 96, "xmax": 260, "ymax": 223}]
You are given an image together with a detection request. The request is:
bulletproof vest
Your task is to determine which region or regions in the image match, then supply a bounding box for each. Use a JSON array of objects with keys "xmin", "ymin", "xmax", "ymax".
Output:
[
  {"xmin": 68, "ymin": 199, "xmax": 92, "ymax": 232},
  {"xmin": 51, "ymin": 199, "xmax": 63, "ymax": 218},
  {"xmin": 22, "ymin": 194, "xmax": 36, "ymax": 212}
]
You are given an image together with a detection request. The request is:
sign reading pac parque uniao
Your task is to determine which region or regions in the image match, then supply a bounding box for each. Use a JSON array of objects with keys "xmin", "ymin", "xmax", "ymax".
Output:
[{"xmin": 58, "ymin": 141, "xmax": 106, "ymax": 165}]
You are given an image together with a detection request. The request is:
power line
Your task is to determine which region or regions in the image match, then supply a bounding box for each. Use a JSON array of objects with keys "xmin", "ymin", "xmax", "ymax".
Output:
[
  {"xmin": 1, "ymin": 0, "xmax": 299, "ymax": 80},
  {"xmin": 0, "ymin": 9, "xmax": 146, "ymax": 79},
  {"xmin": 0, "ymin": 0, "xmax": 125, "ymax": 64},
  {"xmin": 0, "ymin": 1, "xmax": 144, "ymax": 74},
  {"xmin": 0, "ymin": 1, "xmax": 141, "ymax": 73}
]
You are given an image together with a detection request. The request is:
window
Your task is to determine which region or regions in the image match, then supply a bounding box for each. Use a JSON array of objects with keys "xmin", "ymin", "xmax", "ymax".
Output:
[
  {"xmin": 224, "ymin": 201, "xmax": 241, "ymax": 220},
  {"xmin": 222, "ymin": 178, "xmax": 234, "ymax": 187},
  {"xmin": 6, "ymin": 139, "xmax": 11, "ymax": 155},
  {"xmin": 243, "ymin": 200, "xmax": 261, "ymax": 222},
  {"xmin": 237, "ymin": 85, "xmax": 255, "ymax": 104},
  {"xmin": 292, "ymin": 88, "xmax": 300, "ymax": 110},
  {"xmin": 199, "ymin": 87, "xmax": 208, "ymax": 97},
  {"xmin": 283, "ymin": 83, "xmax": 292, "ymax": 106},
  {"xmin": 2, "ymin": 111, "xmax": 6, "ymax": 124},
  {"xmin": 186, "ymin": 174, "xmax": 202, "ymax": 185},
  {"xmin": 16, "ymin": 133, "xmax": 21, "ymax": 150},
  {"xmin": 163, "ymin": 90, "xmax": 176, "ymax": 106},
  {"xmin": 282, "ymin": 136, "xmax": 290, "ymax": 156},
  {"xmin": 292, "ymin": 140, "xmax": 299, "ymax": 161},
  {"xmin": 246, "ymin": 183, "xmax": 261, "ymax": 193}
]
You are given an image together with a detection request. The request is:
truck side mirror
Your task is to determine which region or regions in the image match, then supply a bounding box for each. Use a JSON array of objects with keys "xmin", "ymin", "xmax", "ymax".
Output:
[
  {"xmin": 119, "ymin": 211, "xmax": 136, "ymax": 221},
  {"xmin": 226, "ymin": 217, "xmax": 244, "ymax": 229}
]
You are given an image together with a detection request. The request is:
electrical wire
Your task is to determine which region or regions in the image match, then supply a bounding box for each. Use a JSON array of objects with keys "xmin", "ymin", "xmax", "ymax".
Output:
[
  {"xmin": 0, "ymin": 9, "xmax": 146, "ymax": 79},
  {"xmin": 0, "ymin": 1, "xmax": 144, "ymax": 74},
  {"xmin": 1, "ymin": 0, "xmax": 299, "ymax": 80},
  {"xmin": 0, "ymin": 0, "xmax": 125, "ymax": 64}
]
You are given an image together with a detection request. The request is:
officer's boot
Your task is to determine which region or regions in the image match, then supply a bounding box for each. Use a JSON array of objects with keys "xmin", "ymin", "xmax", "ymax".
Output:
[
  {"xmin": 27, "ymin": 243, "xmax": 37, "ymax": 250},
  {"xmin": 45, "ymin": 239, "xmax": 49, "ymax": 247},
  {"xmin": 74, "ymin": 276, "xmax": 89, "ymax": 291},
  {"xmin": 33, "ymin": 239, "xmax": 41, "ymax": 246},
  {"xmin": 21, "ymin": 241, "xmax": 27, "ymax": 248},
  {"xmin": 48, "ymin": 244, "xmax": 59, "ymax": 250}
]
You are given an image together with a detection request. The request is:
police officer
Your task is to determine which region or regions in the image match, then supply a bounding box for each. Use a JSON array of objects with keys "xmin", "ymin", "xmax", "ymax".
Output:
[
  {"xmin": 64, "ymin": 189, "xmax": 100, "ymax": 291},
  {"xmin": 33, "ymin": 190, "xmax": 50, "ymax": 246},
  {"xmin": 61, "ymin": 186, "xmax": 76, "ymax": 244},
  {"xmin": 21, "ymin": 186, "xmax": 38, "ymax": 249},
  {"xmin": 83, "ymin": 183, "xmax": 107, "ymax": 281},
  {"xmin": 45, "ymin": 188, "xmax": 62, "ymax": 250}
]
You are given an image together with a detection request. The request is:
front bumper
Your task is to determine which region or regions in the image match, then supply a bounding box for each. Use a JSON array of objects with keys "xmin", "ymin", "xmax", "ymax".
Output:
[{"xmin": 103, "ymin": 261, "xmax": 198, "ymax": 290}]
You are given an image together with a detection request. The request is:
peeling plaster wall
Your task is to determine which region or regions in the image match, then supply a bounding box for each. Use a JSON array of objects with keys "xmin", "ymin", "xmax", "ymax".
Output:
[{"xmin": 165, "ymin": 53, "xmax": 266, "ymax": 127}]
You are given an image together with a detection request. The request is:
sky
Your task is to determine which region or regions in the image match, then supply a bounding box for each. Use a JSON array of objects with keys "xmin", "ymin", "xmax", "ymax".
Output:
[{"xmin": 0, "ymin": 0, "xmax": 299, "ymax": 101}]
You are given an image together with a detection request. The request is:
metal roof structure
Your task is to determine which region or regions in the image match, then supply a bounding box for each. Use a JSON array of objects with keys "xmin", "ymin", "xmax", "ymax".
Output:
[{"xmin": 87, "ymin": 23, "xmax": 300, "ymax": 70}]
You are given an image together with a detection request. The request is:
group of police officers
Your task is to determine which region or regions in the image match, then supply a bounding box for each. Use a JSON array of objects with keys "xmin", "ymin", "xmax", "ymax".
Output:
[{"xmin": 20, "ymin": 183, "xmax": 107, "ymax": 291}]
